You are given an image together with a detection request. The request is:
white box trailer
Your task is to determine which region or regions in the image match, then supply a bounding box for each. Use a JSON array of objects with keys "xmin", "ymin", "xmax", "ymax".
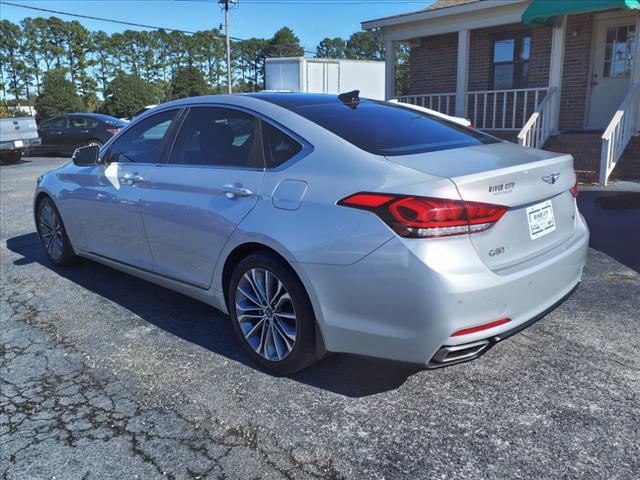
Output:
[{"xmin": 265, "ymin": 57, "xmax": 386, "ymax": 100}]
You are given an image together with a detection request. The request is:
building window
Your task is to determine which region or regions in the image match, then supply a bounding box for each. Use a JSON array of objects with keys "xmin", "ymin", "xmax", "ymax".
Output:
[
  {"xmin": 492, "ymin": 35, "xmax": 531, "ymax": 90},
  {"xmin": 604, "ymin": 24, "xmax": 636, "ymax": 78}
]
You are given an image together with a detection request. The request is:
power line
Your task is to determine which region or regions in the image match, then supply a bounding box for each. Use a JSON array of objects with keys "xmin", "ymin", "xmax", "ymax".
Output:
[
  {"xmin": 0, "ymin": 1, "xmax": 238, "ymax": 39},
  {"xmin": 0, "ymin": 1, "xmax": 317, "ymax": 54},
  {"xmin": 183, "ymin": 0, "xmax": 428, "ymax": 3},
  {"xmin": 180, "ymin": 0, "xmax": 427, "ymax": 3}
]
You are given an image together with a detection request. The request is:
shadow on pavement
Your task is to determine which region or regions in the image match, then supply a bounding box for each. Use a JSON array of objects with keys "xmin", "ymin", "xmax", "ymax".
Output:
[
  {"xmin": 0, "ymin": 158, "xmax": 33, "ymax": 166},
  {"xmin": 6, "ymin": 232, "xmax": 421, "ymax": 397},
  {"xmin": 578, "ymin": 191, "xmax": 640, "ymax": 272}
]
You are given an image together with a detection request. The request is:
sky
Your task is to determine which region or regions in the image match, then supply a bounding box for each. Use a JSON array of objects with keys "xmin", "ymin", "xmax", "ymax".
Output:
[{"xmin": 0, "ymin": 0, "xmax": 434, "ymax": 53}]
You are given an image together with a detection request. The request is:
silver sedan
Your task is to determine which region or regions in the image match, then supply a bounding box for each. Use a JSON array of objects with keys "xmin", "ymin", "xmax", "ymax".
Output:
[{"xmin": 34, "ymin": 92, "xmax": 589, "ymax": 374}]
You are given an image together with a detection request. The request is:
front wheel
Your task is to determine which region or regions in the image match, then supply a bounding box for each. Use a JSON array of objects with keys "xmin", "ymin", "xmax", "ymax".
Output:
[
  {"xmin": 228, "ymin": 253, "xmax": 318, "ymax": 374},
  {"xmin": 36, "ymin": 197, "xmax": 76, "ymax": 266}
]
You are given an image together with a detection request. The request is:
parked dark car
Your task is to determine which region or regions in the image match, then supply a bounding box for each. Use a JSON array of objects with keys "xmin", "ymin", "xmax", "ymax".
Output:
[{"xmin": 37, "ymin": 113, "xmax": 127, "ymax": 155}]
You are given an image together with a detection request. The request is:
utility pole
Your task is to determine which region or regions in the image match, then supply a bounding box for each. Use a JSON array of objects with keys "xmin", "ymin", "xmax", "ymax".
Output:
[{"xmin": 218, "ymin": 0, "xmax": 236, "ymax": 94}]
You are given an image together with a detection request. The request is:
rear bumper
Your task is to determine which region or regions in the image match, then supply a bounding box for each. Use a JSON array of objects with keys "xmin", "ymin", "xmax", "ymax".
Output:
[
  {"xmin": 426, "ymin": 283, "xmax": 579, "ymax": 368},
  {"xmin": 294, "ymin": 212, "xmax": 589, "ymax": 367},
  {"xmin": 0, "ymin": 138, "xmax": 41, "ymax": 152}
]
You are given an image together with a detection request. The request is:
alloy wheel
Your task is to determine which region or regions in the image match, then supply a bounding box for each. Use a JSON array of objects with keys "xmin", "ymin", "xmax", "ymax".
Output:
[
  {"xmin": 39, "ymin": 203, "xmax": 64, "ymax": 261},
  {"xmin": 234, "ymin": 268, "xmax": 297, "ymax": 361}
]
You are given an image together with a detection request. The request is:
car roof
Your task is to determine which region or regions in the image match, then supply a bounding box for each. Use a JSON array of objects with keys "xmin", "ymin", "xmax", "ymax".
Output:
[
  {"xmin": 63, "ymin": 112, "xmax": 124, "ymax": 122},
  {"xmin": 245, "ymin": 92, "xmax": 350, "ymax": 109}
]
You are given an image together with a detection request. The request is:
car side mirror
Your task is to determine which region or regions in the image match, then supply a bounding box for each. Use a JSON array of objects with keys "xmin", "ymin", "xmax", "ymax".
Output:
[{"xmin": 72, "ymin": 145, "xmax": 99, "ymax": 166}]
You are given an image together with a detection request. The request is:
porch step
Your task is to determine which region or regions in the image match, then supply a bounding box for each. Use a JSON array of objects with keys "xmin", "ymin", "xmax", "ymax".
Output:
[
  {"xmin": 543, "ymin": 133, "xmax": 602, "ymax": 183},
  {"xmin": 610, "ymin": 136, "xmax": 640, "ymax": 182},
  {"xmin": 483, "ymin": 130, "xmax": 519, "ymax": 143},
  {"xmin": 542, "ymin": 133, "xmax": 640, "ymax": 183}
]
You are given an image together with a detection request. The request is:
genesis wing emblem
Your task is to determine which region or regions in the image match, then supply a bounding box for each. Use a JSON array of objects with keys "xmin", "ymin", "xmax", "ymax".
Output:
[{"xmin": 542, "ymin": 172, "xmax": 561, "ymax": 185}]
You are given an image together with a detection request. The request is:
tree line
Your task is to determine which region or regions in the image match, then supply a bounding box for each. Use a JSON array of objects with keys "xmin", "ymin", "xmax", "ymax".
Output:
[{"xmin": 0, "ymin": 17, "xmax": 403, "ymax": 119}]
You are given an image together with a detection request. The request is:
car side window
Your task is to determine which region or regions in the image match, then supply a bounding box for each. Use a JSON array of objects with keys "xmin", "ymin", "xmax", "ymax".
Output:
[
  {"xmin": 70, "ymin": 117, "xmax": 93, "ymax": 128},
  {"xmin": 107, "ymin": 109, "xmax": 177, "ymax": 164},
  {"xmin": 261, "ymin": 121, "xmax": 303, "ymax": 168},
  {"xmin": 41, "ymin": 117, "xmax": 67, "ymax": 129},
  {"xmin": 169, "ymin": 107, "xmax": 263, "ymax": 168}
]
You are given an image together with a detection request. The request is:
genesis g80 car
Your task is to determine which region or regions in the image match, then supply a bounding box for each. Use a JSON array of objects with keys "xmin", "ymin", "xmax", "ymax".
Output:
[{"xmin": 34, "ymin": 92, "xmax": 588, "ymax": 373}]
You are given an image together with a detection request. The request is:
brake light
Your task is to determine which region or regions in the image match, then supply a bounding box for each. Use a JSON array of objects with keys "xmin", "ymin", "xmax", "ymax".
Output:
[
  {"xmin": 338, "ymin": 192, "xmax": 508, "ymax": 238},
  {"xmin": 570, "ymin": 179, "xmax": 578, "ymax": 198},
  {"xmin": 451, "ymin": 318, "xmax": 511, "ymax": 337},
  {"xmin": 106, "ymin": 128, "xmax": 120, "ymax": 136}
]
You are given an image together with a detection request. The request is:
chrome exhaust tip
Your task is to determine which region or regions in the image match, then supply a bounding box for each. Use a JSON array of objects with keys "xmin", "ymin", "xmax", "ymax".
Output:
[{"xmin": 428, "ymin": 339, "xmax": 491, "ymax": 367}]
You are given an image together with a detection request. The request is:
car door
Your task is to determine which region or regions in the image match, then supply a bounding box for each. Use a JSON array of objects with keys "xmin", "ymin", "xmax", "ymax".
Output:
[
  {"xmin": 73, "ymin": 109, "xmax": 180, "ymax": 270},
  {"xmin": 38, "ymin": 116, "xmax": 68, "ymax": 150},
  {"xmin": 142, "ymin": 106, "xmax": 265, "ymax": 288},
  {"xmin": 66, "ymin": 116, "xmax": 95, "ymax": 150}
]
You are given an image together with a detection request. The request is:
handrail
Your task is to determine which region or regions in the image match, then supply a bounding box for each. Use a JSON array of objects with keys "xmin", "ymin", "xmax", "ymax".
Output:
[
  {"xmin": 397, "ymin": 87, "xmax": 549, "ymax": 129},
  {"xmin": 466, "ymin": 87, "xmax": 548, "ymax": 130},
  {"xmin": 600, "ymin": 82, "xmax": 640, "ymax": 185},
  {"xmin": 517, "ymin": 87, "xmax": 557, "ymax": 149},
  {"xmin": 467, "ymin": 87, "xmax": 547, "ymax": 95}
]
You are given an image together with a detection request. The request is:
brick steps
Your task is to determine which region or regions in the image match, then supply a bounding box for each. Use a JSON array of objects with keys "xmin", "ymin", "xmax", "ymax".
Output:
[
  {"xmin": 475, "ymin": 131, "xmax": 639, "ymax": 183},
  {"xmin": 611, "ymin": 136, "xmax": 640, "ymax": 182},
  {"xmin": 543, "ymin": 133, "xmax": 640, "ymax": 183},
  {"xmin": 540, "ymin": 133, "xmax": 601, "ymax": 182}
]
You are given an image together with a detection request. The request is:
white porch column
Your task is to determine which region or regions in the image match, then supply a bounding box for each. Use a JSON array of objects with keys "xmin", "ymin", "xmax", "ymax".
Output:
[
  {"xmin": 384, "ymin": 38, "xmax": 395, "ymax": 100},
  {"xmin": 548, "ymin": 15, "xmax": 567, "ymax": 134},
  {"xmin": 455, "ymin": 29, "xmax": 470, "ymax": 118}
]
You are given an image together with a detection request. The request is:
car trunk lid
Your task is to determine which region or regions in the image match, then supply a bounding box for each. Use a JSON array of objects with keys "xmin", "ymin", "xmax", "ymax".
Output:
[{"xmin": 385, "ymin": 142, "xmax": 577, "ymax": 270}]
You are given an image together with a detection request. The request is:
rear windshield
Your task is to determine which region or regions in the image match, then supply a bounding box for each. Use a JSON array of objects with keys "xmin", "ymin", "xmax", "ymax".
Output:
[{"xmin": 287, "ymin": 99, "xmax": 498, "ymax": 156}]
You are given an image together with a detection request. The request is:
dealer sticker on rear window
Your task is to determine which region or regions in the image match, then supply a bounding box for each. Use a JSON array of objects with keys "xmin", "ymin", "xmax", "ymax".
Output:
[{"xmin": 526, "ymin": 200, "xmax": 556, "ymax": 240}]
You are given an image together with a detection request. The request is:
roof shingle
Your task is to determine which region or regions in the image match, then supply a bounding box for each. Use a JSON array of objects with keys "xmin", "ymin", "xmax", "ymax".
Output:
[{"xmin": 423, "ymin": 0, "xmax": 483, "ymax": 12}]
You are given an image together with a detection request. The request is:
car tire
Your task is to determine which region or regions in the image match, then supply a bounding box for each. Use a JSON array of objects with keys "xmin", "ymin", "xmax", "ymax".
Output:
[
  {"xmin": 36, "ymin": 197, "xmax": 76, "ymax": 266},
  {"xmin": 0, "ymin": 151, "xmax": 22, "ymax": 165},
  {"xmin": 228, "ymin": 252, "xmax": 318, "ymax": 374},
  {"xmin": 86, "ymin": 139, "xmax": 102, "ymax": 148}
]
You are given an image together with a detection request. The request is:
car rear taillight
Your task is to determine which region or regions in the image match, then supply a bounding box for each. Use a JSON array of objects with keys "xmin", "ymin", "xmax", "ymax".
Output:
[
  {"xmin": 106, "ymin": 128, "xmax": 120, "ymax": 136},
  {"xmin": 570, "ymin": 179, "xmax": 578, "ymax": 198},
  {"xmin": 451, "ymin": 318, "xmax": 511, "ymax": 337},
  {"xmin": 338, "ymin": 192, "xmax": 508, "ymax": 238}
]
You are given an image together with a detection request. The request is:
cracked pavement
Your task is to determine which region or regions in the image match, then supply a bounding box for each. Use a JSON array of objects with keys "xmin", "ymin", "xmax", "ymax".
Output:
[{"xmin": 1, "ymin": 157, "xmax": 639, "ymax": 479}]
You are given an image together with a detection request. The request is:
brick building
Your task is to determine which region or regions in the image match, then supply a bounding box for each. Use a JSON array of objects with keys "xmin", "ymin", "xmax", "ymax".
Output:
[{"xmin": 363, "ymin": 0, "xmax": 640, "ymax": 184}]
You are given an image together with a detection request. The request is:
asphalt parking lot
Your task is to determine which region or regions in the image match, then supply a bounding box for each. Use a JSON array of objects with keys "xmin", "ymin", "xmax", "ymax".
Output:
[{"xmin": 1, "ymin": 157, "xmax": 639, "ymax": 480}]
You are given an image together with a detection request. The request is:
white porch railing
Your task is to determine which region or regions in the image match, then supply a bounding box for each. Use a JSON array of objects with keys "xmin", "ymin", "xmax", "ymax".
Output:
[
  {"xmin": 466, "ymin": 87, "xmax": 549, "ymax": 130},
  {"xmin": 600, "ymin": 82, "xmax": 640, "ymax": 186},
  {"xmin": 517, "ymin": 87, "xmax": 557, "ymax": 149},
  {"xmin": 394, "ymin": 93, "xmax": 456, "ymax": 116}
]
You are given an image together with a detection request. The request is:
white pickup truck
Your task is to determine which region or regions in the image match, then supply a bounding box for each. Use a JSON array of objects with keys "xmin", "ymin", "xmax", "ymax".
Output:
[{"xmin": 0, "ymin": 117, "xmax": 41, "ymax": 164}]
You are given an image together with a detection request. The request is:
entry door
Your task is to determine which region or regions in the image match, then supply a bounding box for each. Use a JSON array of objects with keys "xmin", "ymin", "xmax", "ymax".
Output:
[
  {"xmin": 143, "ymin": 106, "xmax": 264, "ymax": 288},
  {"xmin": 587, "ymin": 17, "xmax": 637, "ymax": 129}
]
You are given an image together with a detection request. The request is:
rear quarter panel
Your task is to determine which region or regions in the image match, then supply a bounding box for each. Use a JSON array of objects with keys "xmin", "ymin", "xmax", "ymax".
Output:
[{"xmin": 210, "ymin": 100, "xmax": 462, "ymax": 307}]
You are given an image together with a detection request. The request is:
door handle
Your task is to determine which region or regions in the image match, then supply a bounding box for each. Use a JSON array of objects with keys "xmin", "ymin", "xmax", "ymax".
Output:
[
  {"xmin": 221, "ymin": 184, "xmax": 253, "ymax": 199},
  {"xmin": 118, "ymin": 173, "xmax": 144, "ymax": 186}
]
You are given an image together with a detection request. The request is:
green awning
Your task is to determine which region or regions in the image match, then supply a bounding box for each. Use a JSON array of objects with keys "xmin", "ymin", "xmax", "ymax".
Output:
[{"xmin": 523, "ymin": 0, "xmax": 640, "ymax": 26}]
